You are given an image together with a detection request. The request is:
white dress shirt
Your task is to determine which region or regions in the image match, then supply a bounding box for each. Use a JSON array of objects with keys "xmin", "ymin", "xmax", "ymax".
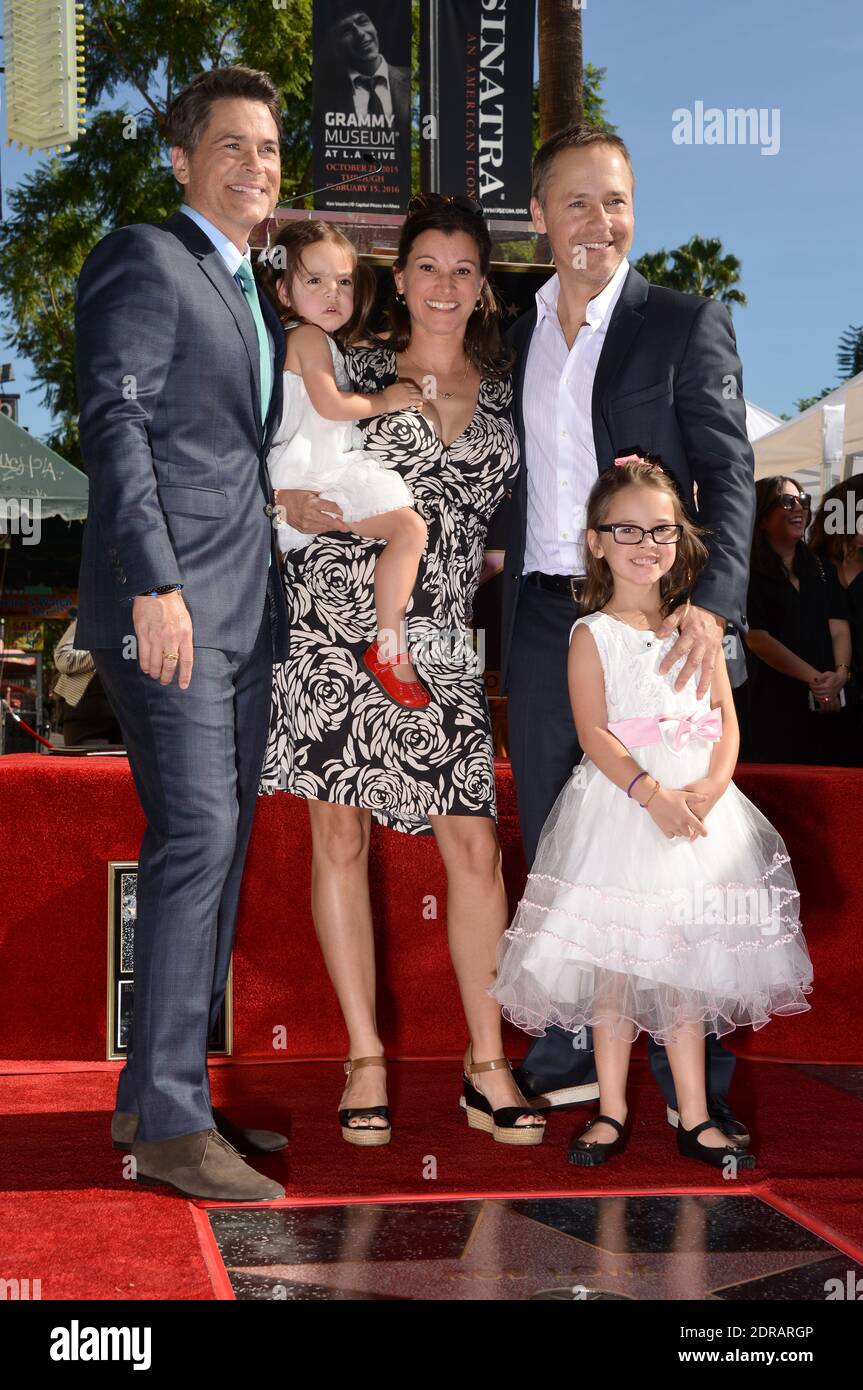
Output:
[
  {"xmin": 179, "ymin": 203, "xmax": 275, "ymax": 383},
  {"xmin": 522, "ymin": 257, "xmax": 631, "ymax": 576},
  {"xmin": 348, "ymin": 58, "xmax": 394, "ymax": 118},
  {"xmin": 180, "ymin": 202, "xmax": 249, "ymax": 278}
]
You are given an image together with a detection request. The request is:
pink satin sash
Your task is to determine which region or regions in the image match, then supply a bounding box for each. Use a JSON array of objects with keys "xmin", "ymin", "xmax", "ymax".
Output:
[{"xmin": 607, "ymin": 708, "xmax": 724, "ymax": 754}]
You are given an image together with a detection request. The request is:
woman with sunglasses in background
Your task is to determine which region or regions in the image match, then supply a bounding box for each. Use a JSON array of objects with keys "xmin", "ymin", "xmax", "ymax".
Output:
[
  {"xmin": 809, "ymin": 478, "xmax": 863, "ymax": 764},
  {"xmin": 744, "ymin": 477, "xmax": 855, "ymax": 765}
]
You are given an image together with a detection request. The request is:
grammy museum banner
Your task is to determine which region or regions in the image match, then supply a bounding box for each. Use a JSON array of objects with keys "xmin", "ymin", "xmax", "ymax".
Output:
[{"xmin": 311, "ymin": 0, "xmax": 413, "ymax": 212}]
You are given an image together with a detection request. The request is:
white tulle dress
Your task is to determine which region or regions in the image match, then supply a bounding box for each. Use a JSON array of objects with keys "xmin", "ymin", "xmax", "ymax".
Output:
[
  {"xmin": 492, "ymin": 610, "xmax": 814, "ymax": 1044},
  {"xmin": 266, "ymin": 328, "xmax": 413, "ymax": 553}
]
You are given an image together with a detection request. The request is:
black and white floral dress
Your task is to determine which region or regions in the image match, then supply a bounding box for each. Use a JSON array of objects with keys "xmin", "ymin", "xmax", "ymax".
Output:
[{"xmin": 259, "ymin": 345, "xmax": 520, "ymax": 835}]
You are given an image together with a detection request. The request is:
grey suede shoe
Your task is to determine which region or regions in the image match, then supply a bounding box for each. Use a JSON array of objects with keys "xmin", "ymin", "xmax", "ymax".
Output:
[
  {"xmin": 130, "ymin": 1128, "xmax": 285, "ymax": 1202},
  {"xmin": 112, "ymin": 1108, "xmax": 288, "ymax": 1154}
]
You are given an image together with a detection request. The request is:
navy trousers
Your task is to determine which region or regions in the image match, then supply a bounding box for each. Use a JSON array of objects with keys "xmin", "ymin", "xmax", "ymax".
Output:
[
  {"xmin": 93, "ymin": 595, "xmax": 275, "ymax": 1142},
  {"xmin": 506, "ymin": 577, "xmax": 736, "ymax": 1110}
]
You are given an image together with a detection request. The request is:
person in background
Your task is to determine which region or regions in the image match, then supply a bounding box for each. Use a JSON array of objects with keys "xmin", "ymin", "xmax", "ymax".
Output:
[
  {"xmin": 745, "ymin": 476, "xmax": 855, "ymax": 765},
  {"xmin": 51, "ymin": 611, "xmax": 123, "ymax": 746},
  {"xmin": 809, "ymin": 477, "xmax": 863, "ymax": 762}
]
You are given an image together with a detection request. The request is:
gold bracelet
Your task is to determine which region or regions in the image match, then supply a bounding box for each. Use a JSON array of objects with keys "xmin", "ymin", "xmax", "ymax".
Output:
[
  {"xmin": 640, "ymin": 778, "xmax": 661, "ymax": 809},
  {"xmin": 633, "ymin": 778, "xmax": 658, "ymax": 811}
]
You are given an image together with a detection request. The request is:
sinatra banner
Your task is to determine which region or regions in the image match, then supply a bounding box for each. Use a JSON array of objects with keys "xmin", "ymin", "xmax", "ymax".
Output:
[
  {"xmin": 421, "ymin": 0, "xmax": 536, "ymax": 218},
  {"xmin": 311, "ymin": 0, "xmax": 413, "ymax": 212}
]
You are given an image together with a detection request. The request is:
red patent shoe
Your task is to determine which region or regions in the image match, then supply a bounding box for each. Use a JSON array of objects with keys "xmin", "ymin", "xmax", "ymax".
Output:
[{"xmin": 362, "ymin": 638, "xmax": 431, "ymax": 708}]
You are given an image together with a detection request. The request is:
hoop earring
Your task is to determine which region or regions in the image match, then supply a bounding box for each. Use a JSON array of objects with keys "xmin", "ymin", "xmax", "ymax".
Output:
[{"xmin": 396, "ymin": 291, "xmax": 406, "ymax": 304}]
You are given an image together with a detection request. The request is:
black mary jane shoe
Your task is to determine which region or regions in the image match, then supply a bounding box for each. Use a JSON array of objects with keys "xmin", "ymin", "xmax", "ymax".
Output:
[
  {"xmin": 676, "ymin": 1118, "xmax": 756, "ymax": 1170},
  {"xmin": 666, "ymin": 1102, "xmax": 751, "ymax": 1148},
  {"xmin": 566, "ymin": 1114, "xmax": 628, "ymax": 1167}
]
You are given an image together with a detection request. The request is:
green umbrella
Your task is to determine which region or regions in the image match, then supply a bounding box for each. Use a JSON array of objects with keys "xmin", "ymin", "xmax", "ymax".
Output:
[{"xmin": 0, "ymin": 411, "xmax": 88, "ymax": 523}]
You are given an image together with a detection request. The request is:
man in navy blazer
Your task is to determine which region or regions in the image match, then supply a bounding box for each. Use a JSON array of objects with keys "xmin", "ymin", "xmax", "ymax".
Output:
[
  {"xmin": 501, "ymin": 126, "xmax": 756, "ymax": 1148},
  {"xmin": 75, "ymin": 67, "xmax": 292, "ymax": 1201}
]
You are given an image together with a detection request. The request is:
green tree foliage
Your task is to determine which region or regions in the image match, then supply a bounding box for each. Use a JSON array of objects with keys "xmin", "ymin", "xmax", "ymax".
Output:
[
  {"xmin": 788, "ymin": 325, "xmax": 863, "ymax": 415},
  {"xmin": 837, "ymin": 324, "xmax": 863, "ymax": 381},
  {"xmin": 633, "ymin": 236, "xmax": 746, "ymax": 310},
  {"xmin": 793, "ymin": 388, "xmax": 833, "ymax": 413},
  {"xmin": 0, "ymin": 0, "xmax": 313, "ymax": 456}
]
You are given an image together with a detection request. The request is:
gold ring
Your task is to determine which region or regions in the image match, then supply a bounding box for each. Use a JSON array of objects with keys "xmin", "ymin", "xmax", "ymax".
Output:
[{"xmin": 163, "ymin": 651, "xmax": 179, "ymax": 661}]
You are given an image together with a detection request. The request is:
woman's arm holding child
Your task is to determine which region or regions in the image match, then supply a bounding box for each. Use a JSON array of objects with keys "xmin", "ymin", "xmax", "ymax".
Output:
[
  {"xmin": 287, "ymin": 323, "xmax": 423, "ymax": 422},
  {"xmin": 568, "ymin": 625, "xmax": 709, "ymax": 841}
]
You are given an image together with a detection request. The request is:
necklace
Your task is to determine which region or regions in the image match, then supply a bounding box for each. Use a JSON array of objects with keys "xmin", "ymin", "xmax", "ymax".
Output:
[
  {"xmin": 603, "ymin": 603, "xmax": 657, "ymax": 648},
  {"xmin": 399, "ymin": 354, "xmax": 471, "ymax": 399}
]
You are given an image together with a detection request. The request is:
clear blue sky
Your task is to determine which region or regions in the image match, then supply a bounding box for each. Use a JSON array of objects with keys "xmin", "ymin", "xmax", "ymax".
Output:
[{"xmin": 0, "ymin": 0, "xmax": 860, "ymax": 438}]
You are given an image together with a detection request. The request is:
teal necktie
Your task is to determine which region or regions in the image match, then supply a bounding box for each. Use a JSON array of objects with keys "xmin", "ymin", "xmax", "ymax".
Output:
[{"xmin": 235, "ymin": 258, "xmax": 272, "ymax": 428}]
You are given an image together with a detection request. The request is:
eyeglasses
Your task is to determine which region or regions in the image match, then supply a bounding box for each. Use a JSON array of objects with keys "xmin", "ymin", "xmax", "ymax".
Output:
[
  {"xmin": 407, "ymin": 193, "xmax": 484, "ymax": 217},
  {"xmin": 596, "ymin": 523, "xmax": 683, "ymax": 545},
  {"xmin": 776, "ymin": 492, "xmax": 811, "ymax": 511}
]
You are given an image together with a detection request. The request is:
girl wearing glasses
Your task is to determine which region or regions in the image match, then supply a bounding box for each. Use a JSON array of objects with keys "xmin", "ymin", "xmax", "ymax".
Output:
[
  {"xmin": 745, "ymin": 476, "xmax": 856, "ymax": 765},
  {"xmin": 492, "ymin": 455, "xmax": 813, "ymax": 1170}
]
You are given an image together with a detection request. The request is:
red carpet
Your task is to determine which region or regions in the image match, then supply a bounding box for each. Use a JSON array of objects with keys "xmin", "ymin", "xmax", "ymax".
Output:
[
  {"xmin": 1, "ymin": 1057, "xmax": 861, "ymax": 1300},
  {"xmin": 2, "ymin": 757, "xmax": 860, "ymax": 1298},
  {"xmin": 1, "ymin": 755, "xmax": 861, "ymax": 1063}
]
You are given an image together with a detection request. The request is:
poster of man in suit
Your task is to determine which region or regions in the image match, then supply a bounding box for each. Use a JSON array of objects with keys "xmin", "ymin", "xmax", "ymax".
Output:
[{"xmin": 312, "ymin": 1, "xmax": 412, "ymax": 212}]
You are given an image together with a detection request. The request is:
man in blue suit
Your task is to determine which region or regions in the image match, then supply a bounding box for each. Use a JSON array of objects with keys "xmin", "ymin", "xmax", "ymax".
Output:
[
  {"xmin": 75, "ymin": 67, "xmax": 295, "ymax": 1200},
  {"xmin": 501, "ymin": 125, "xmax": 756, "ymax": 1151}
]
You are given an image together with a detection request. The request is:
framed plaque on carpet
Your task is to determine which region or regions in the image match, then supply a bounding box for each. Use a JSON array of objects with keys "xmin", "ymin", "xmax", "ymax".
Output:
[{"xmin": 106, "ymin": 861, "xmax": 232, "ymax": 1060}]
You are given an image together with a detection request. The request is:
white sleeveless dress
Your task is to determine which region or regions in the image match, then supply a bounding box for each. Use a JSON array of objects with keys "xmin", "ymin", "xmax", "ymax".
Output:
[
  {"xmin": 266, "ymin": 329, "xmax": 413, "ymax": 553},
  {"xmin": 491, "ymin": 610, "xmax": 814, "ymax": 1043}
]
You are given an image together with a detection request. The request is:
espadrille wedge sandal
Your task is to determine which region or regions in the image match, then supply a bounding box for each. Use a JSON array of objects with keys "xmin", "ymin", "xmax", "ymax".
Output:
[
  {"xmin": 339, "ymin": 1055, "xmax": 391, "ymax": 1147},
  {"xmin": 462, "ymin": 1049, "xmax": 546, "ymax": 1146}
]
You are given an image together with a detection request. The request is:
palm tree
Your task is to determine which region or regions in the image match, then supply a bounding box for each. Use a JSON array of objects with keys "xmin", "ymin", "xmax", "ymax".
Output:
[
  {"xmin": 634, "ymin": 236, "xmax": 747, "ymax": 311},
  {"xmin": 538, "ymin": 0, "xmax": 583, "ymax": 139},
  {"xmin": 837, "ymin": 325, "xmax": 863, "ymax": 380}
]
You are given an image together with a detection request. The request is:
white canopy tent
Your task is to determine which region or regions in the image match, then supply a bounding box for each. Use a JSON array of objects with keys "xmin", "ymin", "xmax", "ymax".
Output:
[
  {"xmin": 745, "ymin": 399, "xmax": 783, "ymax": 442},
  {"xmin": 752, "ymin": 372, "xmax": 863, "ymax": 515}
]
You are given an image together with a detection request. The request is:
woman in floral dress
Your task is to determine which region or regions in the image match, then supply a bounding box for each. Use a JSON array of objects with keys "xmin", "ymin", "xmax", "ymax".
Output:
[{"xmin": 260, "ymin": 196, "xmax": 545, "ymax": 1145}]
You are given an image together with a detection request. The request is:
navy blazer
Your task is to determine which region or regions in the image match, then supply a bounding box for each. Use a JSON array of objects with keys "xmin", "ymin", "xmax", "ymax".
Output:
[
  {"xmin": 74, "ymin": 210, "xmax": 290, "ymax": 657},
  {"xmin": 500, "ymin": 266, "xmax": 756, "ymax": 692}
]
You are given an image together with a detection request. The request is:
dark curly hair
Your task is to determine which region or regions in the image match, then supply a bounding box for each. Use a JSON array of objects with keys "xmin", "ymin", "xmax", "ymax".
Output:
[{"xmin": 383, "ymin": 199, "xmax": 513, "ymax": 379}]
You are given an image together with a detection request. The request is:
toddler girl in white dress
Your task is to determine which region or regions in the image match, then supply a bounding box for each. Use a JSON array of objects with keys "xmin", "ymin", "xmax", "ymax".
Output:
[
  {"xmin": 257, "ymin": 221, "xmax": 430, "ymax": 709},
  {"xmin": 492, "ymin": 455, "xmax": 813, "ymax": 1170}
]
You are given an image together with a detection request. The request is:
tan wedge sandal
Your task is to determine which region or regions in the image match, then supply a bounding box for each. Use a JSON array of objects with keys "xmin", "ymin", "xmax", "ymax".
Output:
[
  {"xmin": 462, "ymin": 1049, "xmax": 546, "ymax": 1146},
  {"xmin": 339, "ymin": 1055, "xmax": 391, "ymax": 1147}
]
